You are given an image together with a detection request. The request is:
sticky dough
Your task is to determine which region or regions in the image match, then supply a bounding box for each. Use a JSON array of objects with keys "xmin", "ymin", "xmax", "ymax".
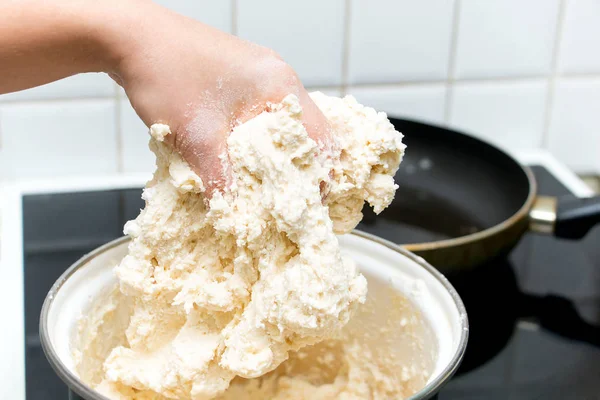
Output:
[{"xmin": 85, "ymin": 92, "xmax": 405, "ymax": 399}]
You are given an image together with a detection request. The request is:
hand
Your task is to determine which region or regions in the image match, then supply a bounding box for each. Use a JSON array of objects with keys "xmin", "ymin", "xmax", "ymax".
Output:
[{"xmin": 112, "ymin": 2, "xmax": 332, "ymax": 196}]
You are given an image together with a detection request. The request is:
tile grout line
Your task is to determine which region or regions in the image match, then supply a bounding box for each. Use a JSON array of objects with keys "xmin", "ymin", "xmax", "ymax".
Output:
[
  {"xmin": 323, "ymin": 74, "xmax": 563, "ymax": 91},
  {"xmin": 444, "ymin": 0, "xmax": 461, "ymax": 124},
  {"xmin": 452, "ymin": 74, "xmax": 549, "ymax": 84},
  {"xmin": 0, "ymin": 74, "xmax": 599, "ymax": 107},
  {"xmin": 0, "ymin": 78, "xmax": 598, "ymax": 108},
  {"xmin": 231, "ymin": 0, "xmax": 238, "ymax": 36},
  {"xmin": 340, "ymin": 0, "xmax": 352, "ymax": 96},
  {"xmin": 559, "ymin": 71, "xmax": 600, "ymax": 79},
  {"xmin": 541, "ymin": 0, "xmax": 567, "ymax": 150},
  {"xmin": 114, "ymin": 83, "xmax": 124, "ymax": 174},
  {"xmin": 0, "ymin": 96, "xmax": 116, "ymax": 106}
]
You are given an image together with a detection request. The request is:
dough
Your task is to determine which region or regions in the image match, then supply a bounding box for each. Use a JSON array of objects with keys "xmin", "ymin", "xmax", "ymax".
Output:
[
  {"xmin": 77, "ymin": 278, "xmax": 436, "ymax": 400},
  {"xmin": 78, "ymin": 92, "xmax": 405, "ymax": 399},
  {"xmin": 217, "ymin": 283, "xmax": 436, "ymax": 400}
]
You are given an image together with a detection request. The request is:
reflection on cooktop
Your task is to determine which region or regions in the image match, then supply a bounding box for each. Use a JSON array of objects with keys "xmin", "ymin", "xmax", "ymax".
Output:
[
  {"xmin": 446, "ymin": 259, "xmax": 520, "ymax": 376},
  {"xmin": 437, "ymin": 166, "xmax": 600, "ymax": 400}
]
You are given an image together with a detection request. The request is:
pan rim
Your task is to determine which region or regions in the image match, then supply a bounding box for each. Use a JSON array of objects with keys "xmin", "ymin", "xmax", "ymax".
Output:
[{"xmin": 389, "ymin": 117, "xmax": 538, "ymax": 253}]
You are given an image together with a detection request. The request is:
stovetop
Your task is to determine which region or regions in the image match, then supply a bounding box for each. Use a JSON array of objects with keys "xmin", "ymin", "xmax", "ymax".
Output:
[
  {"xmin": 435, "ymin": 166, "xmax": 600, "ymax": 400},
  {"xmin": 20, "ymin": 166, "xmax": 600, "ymax": 400}
]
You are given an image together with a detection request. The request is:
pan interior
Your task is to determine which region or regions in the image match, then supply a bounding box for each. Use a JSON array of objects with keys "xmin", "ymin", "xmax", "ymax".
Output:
[{"xmin": 358, "ymin": 118, "xmax": 531, "ymax": 245}]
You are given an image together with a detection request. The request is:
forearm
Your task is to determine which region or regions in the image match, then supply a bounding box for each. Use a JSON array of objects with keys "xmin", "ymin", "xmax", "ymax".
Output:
[
  {"xmin": 0, "ymin": 0, "xmax": 329, "ymax": 195},
  {"xmin": 0, "ymin": 0, "xmax": 141, "ymax": 94}
]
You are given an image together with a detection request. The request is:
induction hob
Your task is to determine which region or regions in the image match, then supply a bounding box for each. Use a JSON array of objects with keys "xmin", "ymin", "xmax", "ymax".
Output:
[{"xmin": 5, "ymin": 164, "xmax": 600, "ymax": 400}]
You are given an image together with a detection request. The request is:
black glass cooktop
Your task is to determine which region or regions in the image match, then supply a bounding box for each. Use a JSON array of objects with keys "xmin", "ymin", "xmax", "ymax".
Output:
[{"xmin": 22, "ymin": 166, "xmax": 600, "ymax": 399}]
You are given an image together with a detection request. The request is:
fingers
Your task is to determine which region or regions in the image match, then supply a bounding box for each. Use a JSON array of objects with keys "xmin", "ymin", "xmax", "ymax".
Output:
[
  {"xmin": 173, "ymin": 109, "xmax": 231, "ymax": 199},
  {"xmin": 248, "ymin": 57, "xmax": 333, "ymax": 154},
  {"xmin": 170, "ymin": 88, "xmax": 332, "ymax": 202},
  {"xmin": 298, "ymin": 89, "xmax": 334, "ymax": 156},
  {"xmin": 297, "ymin": 89, "xmax": 335, "ymax": 201}
]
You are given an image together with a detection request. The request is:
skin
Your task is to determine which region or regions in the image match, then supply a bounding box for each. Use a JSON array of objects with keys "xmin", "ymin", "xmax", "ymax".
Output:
[{"xmin": 0, "ymin": 0, "xmax": 332, "ymax": 195}]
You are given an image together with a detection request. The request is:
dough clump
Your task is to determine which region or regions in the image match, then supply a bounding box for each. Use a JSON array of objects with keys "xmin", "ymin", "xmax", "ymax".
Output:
[{"xmin": 91, "ymin": 92, "xmax": 405, "ymax": 399}]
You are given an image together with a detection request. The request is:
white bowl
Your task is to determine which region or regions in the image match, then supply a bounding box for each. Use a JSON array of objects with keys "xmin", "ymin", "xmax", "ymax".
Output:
[{"xmin": 40, "ymin": 231, "xmax": 468, "ymax": 400}]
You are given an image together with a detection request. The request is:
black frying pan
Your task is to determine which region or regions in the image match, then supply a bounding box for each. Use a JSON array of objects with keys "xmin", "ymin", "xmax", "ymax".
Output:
[{"xmin": 358, "ymin": 118, "xmax": 600, "ymax": 274}]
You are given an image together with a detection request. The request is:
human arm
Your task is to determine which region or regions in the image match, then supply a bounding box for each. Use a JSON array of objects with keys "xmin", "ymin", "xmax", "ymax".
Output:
[{"xmin": 0, "ymin": 0, "xmax": 332, "ymax": 193}]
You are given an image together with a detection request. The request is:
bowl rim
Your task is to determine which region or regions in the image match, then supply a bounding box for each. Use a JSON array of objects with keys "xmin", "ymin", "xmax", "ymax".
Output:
[{"xmin": 40, "ymin": 230, "xmax": 469, "ymax": 400}]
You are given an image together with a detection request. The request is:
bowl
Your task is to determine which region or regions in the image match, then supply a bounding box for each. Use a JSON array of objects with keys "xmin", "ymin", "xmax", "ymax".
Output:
[{"xmin": 40, "ymin": 231, "xmax": 468, "ymax": 400}]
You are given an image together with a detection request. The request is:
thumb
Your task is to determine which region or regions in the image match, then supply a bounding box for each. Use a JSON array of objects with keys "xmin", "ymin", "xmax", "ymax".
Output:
[{"xmin": 172, "ymin": 110, "xmax": 231, "ymax": 199}]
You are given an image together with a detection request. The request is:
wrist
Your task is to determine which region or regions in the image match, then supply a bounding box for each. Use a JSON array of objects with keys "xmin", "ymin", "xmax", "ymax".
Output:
[{"xmin": 84, "ymin": 0, "xmax": 154, "ymax": 75}]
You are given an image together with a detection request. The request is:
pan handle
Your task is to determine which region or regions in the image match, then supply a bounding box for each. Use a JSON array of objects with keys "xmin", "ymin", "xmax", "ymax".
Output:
[{"xmin": 530, "ymin": 195, "xmax": 600, "ymax": 239}]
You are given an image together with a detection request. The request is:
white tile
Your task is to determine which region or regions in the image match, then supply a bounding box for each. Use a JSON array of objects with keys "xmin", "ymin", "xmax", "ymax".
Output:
[
  {"xmin": 348, "ymin": 0, "xmax": 454, "ymax": 84},
  {"xmin": 119, "ymin": 98, "xmax": 155, "ymax": 174},
  {"xmin": 547, "ymin": 78, "xmax": 600, "ymax": 173},
  {"xmin": 153, "ymin": 0, "xmax": 232, "ymax": 32},
  {"xmin": 237, "ymin": 0, "xmax": 345, "ymax": 86},
  {"xmin": 347, "ymin": 84, "xmax": 447, "ymax": 125},
  {"xmin": 0, "ymin": 100, "xmax": 118, "ymax": 180},
  {"xmin": 455, "ymin": 0, "xmax": 560, "ymax": 79},
  {"xmin": 558, "ymin": 0, "xmax": 600, "ymax": 74},
  {"xmin": 449, "ymin": 80, "xmax": 548, "ymax": 153},
  {"xmin": 0, "ymin": 73, "xmax": 114, "ymax": 102}
]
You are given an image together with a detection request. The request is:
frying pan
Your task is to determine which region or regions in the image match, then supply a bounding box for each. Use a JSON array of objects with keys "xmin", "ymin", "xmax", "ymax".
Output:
[{"xmin": 358, "ymin": 118, "xmax": 600, "ymax": 274}]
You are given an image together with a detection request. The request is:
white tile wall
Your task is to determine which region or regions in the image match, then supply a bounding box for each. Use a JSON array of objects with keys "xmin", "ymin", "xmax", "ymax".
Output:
[
  {"xmin": 237, "ymin": 0, "xmax": 345, "ymax": 86},
  {"xmin": 547, "ymin": 78, "xmax": 600, "ymax": 173},
  {"xmin": 153, "ymin": 0, "xmax": 232, "ymax": 32},
  {"xmin": 119, "ymin": 98, "xmax": 155, "ymax": 174},
  {"xmin": 348, "ymin": 0, "xmax": 455, "ymax": 84},
  {"xmin": 0, "ymin": 100, "xmax": 118, "ymax": 180},
  {"xmin": 449, "ymin": 80, "xmax": 548, "ymax": 154},
  {"xmin": 347, "ymin": 84, "xmax": 447, "ymax": 125},
  {"xmin": 454, "ymin": 0, "xmax": 560, "ymax": 79},
  {"xmin": 0, "ymin": 73, "xmax": 114, "ymax": 102},
  {"xmin": 1, "ymin": 0, "xmax": 599, "ymax": 181},
  {"xmin": 558, "ymin": 0, "xmax": 600, "ymax": 74}
]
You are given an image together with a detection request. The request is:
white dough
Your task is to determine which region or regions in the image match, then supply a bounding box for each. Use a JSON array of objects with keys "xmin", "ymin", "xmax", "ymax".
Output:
[{"xmin": 81, "ymin": 92, "xmax": 405, "ymax": 399}]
